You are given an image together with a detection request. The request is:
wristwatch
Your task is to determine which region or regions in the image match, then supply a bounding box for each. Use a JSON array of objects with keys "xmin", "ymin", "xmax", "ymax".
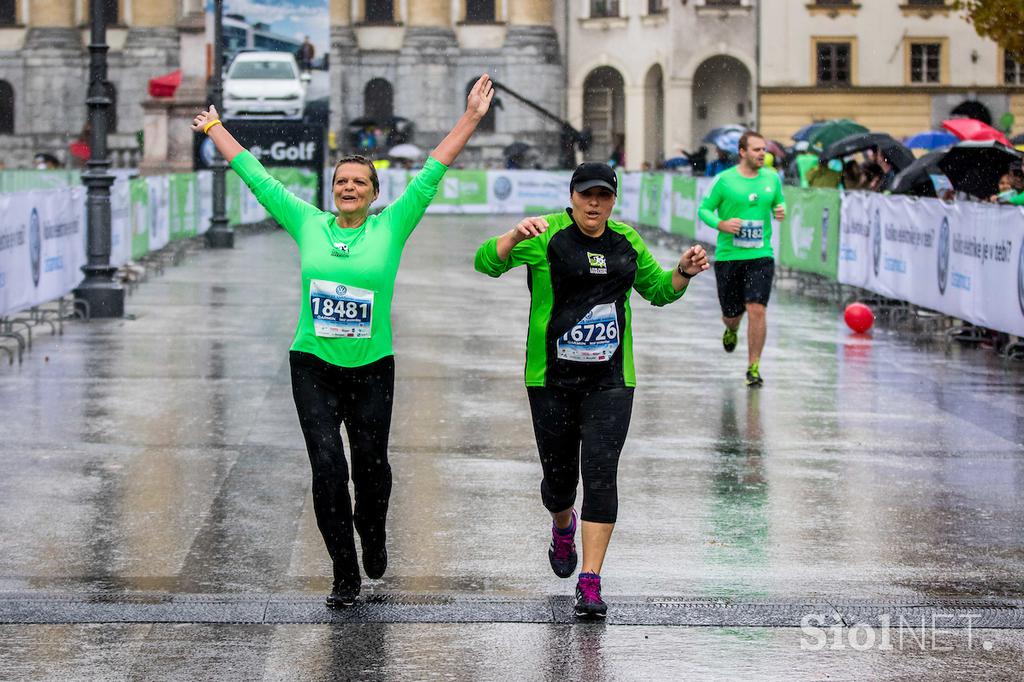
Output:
[{"xmin": 677, "ymin": 264, "xmax": 698, "ymax": 278}]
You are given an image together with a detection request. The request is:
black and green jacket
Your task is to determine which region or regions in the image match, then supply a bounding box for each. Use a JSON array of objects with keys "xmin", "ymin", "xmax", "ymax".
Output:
[{"xmin": 474, "ymin": 209, "xmax": 686, "ymax": 389}]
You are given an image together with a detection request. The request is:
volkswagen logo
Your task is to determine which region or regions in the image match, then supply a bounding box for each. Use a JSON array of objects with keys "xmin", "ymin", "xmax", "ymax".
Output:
[
  {"xmin": 493, "ymin": 176, "xmax": 512, "ymax": 201},
  {"xmin": 871, "ymin": 209, "xmax": 881, "ymax": 278},
  {"xmin": 1017, "ymin": 238, "xmax": 1024, "ymax": 317},
  {"xmin": 335, "ymin": 285, "xmax": 347, "ymax": 297},
  {"xmin": 937, "ymin": 217, "xmax": 950, "ymax": 295},
  {"xmin": 28, "ymin": 208, "xmax": 41, "ymax": 287}
]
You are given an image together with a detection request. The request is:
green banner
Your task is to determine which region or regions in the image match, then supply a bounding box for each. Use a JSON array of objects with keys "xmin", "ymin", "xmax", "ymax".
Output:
[
  {"xmin": 432, "ymin": 170, "xmax": 487, "ymax": 205},
  {"xmin": 226, "ymin": 171, "xmax": 242, "ymax": 226},
  {"xmin": 129, "ymin": 177, "xmax": 150, "ymax": 259},
  {"xmin": 777, "ymin": 187, "xmax": 841, "ymax": 279},
  {"xmin": 668, "ymin": 175, "xmax": 698, "ymax": 238},
  {"xmin": 636, "ymin": 173, "xmax": 663, "ymax": 227},
  {"xmin": 168, "ymin": 173, "xmax": 198, "ymax": 240},
  {"xmin": 268, "ymin": 167, "xmax": 318, "ymax": 207}
]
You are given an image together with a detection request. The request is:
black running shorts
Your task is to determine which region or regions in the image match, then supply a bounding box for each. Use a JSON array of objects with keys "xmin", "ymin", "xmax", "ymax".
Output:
[{"xmin": 713, "ymin": 257, "xmax": 775, "ymax": 318}]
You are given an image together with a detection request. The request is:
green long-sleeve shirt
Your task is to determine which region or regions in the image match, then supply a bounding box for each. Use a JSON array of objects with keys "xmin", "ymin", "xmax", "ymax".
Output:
[
  {"xmin": 474, "ymin": 210, "xmax": 685, "ymax": 389},
  {"xmin": 230, "ymin": 151, "xmax": 446, "ymax": 367}
]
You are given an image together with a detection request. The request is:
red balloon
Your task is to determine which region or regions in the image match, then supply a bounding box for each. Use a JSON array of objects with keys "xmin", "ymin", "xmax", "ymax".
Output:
[{"xmin": 844, "ymin": 302, "xmax": 874, "ymax": 333}]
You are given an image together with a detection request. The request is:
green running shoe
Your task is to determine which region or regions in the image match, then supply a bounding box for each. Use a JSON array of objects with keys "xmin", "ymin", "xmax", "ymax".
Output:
[
  {"xmin": 745, "ymin": 362, "xmax": 764, "ymax": 388},
  {"xmin": 722, "ymin": 327, "xmax": 738, "ymax": 353}
]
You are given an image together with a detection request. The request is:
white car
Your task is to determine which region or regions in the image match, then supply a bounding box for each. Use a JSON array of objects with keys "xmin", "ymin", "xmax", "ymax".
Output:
[{"xmin": 223, "ymin": 51, "xmax": 308, "ymax": 120}]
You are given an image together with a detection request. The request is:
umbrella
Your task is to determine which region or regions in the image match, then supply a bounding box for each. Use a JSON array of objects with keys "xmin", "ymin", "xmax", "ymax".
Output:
[
  {"xmin": 503, "ymin": 142, "xmax": 532, "ymax": 159},
  {"xmin": 702, "ymin": 125, "xmax": 746, "ymax": 155},
  {"xmin": 942, "ymin": 118, "xmax": 1011, "ymax": 146},
  {"xmin": 1011, "ymin": 133, "xmax": 1024, "ymax": 146},
  {"xmin": 765, "ymin": 140, "xmax": 787, "ymax": 162},
  {"xmin": 904, "ymin": 130, "xmax": 958, "ymax": 150},
  {"xmin": 807, "ymin": 119, "xmax": 869, "ymax": 154},
  {"xmin": 792, "ymin": 121, "xmax": 826, "ymax": 142},
  {"xmin": 937, "ymin": 140, "xmax": 1024, "ymax": 199},
  {"xmin": 877, "ymin": 141, "xmax": 916, "ymax": 172},
  {"xmin": 388, "ymin": 143, "xmax": 423, "ymax": 160},
  {"xmin": 663, "ymin": 155, "xmax": 689, "ymax": 169},
  {"xmin": 823, "ymin": 132, "xmax": 897, "ymax": 160},
  {"xmin": 890, "ymin": 151, "xmax": 948, "ymax": 197}
]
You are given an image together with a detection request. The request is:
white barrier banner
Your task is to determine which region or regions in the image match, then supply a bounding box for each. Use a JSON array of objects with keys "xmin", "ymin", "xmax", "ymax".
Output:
[
  {"xmin": 0, "ymin": 187, "xmax": 86, "ymax": 316},
  {"xmin": 197, "ymin": 171, "xmax": 212, "ymax": 235},
  {"xmin": 615, "ymin": 172, "xmax": 641, "ymax": 223},
  {"xmin": 694, "ymin": 177, "xmax": 720, "ymax": 245},
  {"xmin": 840, "ymin": 191, "xmax": 1024, "ymax": 336},
  {"xmin": 487, "ymin": 170, "xmax": 569, "ymax": 215},
  {"xmin": 110, "ymin": 178, "xmax": 132, "ymax": 266}
]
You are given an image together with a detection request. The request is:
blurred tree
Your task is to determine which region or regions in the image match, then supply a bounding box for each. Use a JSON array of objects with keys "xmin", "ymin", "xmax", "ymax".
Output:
[{"xmin": 954, "ymin": 1, "xmax": 1024, "ymax": 57}]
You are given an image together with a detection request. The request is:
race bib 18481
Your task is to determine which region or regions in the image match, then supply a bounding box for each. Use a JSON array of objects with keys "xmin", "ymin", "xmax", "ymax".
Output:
[
  {"xmin": 556, "ymin": 303, "xmax": 619, "ymax": 362},
  {"xmin": 735, "ymin": 219, "xmax": 764, "ymax": 249},
  {"xmin": 309, "ymin": 279, "xmax": 374, "ymax": 338}
]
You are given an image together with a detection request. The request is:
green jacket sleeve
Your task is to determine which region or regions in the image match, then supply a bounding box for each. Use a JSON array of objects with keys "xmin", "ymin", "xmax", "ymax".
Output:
[
  {"xmin": 622, "ymin": 227, "xmax": 685, "ymax": 307},
  {"xmin": 698, "ymin": 176, "xmax": 723, "ymax": 230},
  {"xmin": 474, "ymin": 233, "xmax": 543, "ymax": 277},
  {"xmin": 1009, "ymin": 191, "xmax": 1024, "ymax": 206},
  {"xmin": 380, "ymin": 156, "xmax": 448, "ymax": 243},
  {"xmin": 230, "ymin": 151, "xmax": 321, "ymax": 239}
]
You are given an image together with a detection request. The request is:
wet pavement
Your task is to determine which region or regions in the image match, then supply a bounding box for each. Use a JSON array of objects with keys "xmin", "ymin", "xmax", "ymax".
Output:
[{"xmin": 1, "ymin": 216, "xmax": 1023, "ymax": 680}]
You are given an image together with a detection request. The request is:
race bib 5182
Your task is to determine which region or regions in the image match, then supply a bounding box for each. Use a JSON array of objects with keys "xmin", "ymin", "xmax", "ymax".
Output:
[
  {"xmin": 735, "ymin": 219, "xmax": 764, "ymax": 249},
  {"xmin": 309, "ymin": 279, "xmax": 373, "ymax": 338}
]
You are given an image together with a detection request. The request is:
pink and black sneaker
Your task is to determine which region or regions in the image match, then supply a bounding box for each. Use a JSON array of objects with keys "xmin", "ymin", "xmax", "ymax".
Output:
[
  {"xmin": 548, "ymin": 510, "xmax": 578, "ymax": 578},
  {"xmin": 574, "ymin": 572, "xmax": 607, "ymax": 619}
]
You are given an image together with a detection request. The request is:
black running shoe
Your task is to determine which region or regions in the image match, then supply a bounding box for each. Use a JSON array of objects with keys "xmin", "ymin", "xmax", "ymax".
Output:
[
  {"xmin": 362, "ymin": 543, "xmax": 388, "ymax": 580},
  {"xmin": 325, "ymin": 581, "xmax": 359, "ymax": 609},
  {"xmin": 574, "ymin": 572, "xmax": 608, "ymax": 619},
  {"xmin": 723, "ymin": 327, "xmax": 738, "ymax": 353},
  {"xmin": 745, "ymin": 362, "xmax": 764, "ymax": 388}
]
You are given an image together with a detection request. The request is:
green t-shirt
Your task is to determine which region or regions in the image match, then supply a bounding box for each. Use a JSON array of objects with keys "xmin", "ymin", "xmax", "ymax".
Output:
[
  {"xmin": 474, "ymin": 210, "xmax": 685, "ymax": 389},
  {"xmin": 230, "ymin": 151, "xmax": 447, "ymax": 367},
  {"xmin": 796, "ymin": 153, "xmax": 818, "ymax": 188},
  {"xmin": 1007, "ymin": 190, "xmax": 1024, "ymax": 206},
  {"xmin": 698, "ymin": 166, "xmax": 785, "ymax": 262}
]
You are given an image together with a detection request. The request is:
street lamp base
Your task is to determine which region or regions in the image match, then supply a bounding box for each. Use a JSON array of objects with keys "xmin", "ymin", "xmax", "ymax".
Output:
[
  {"xmin": 205, "ymin": 229, "xmax": 235, "ymax": 249},
  {"xmin": 73, "ymin": 281, "xmax": 125, "ymax": 318}
]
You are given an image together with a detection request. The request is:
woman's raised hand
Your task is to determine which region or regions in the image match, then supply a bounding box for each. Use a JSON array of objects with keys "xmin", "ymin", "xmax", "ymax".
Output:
[
  {"xmin": 191, "ymin": 105, "xmax": 220, "ymax": 133},
  {"xmin": 510, "ymin": 217, "xmax": 548, "ymax": 244},
  {"xmin": 466, "ymin": 74, "xmax": 495, "ymax": 120}
]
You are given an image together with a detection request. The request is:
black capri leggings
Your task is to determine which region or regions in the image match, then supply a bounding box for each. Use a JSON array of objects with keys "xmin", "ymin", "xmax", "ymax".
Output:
[
  {"xmin": 526, "ymin": 385, "xmax": 635, "ymax": 524},
  {"xmin": 289, "ymin": 351, "xmax": 394, "ymax": 588}
]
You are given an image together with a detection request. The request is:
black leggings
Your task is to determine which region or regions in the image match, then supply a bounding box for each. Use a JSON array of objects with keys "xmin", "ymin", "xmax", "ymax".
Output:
[
  {"xmin": 289, "ymin": 351, "xmax": 394, "ymax": 588},
  {"xmin": 526, "ymin": 386, "xmax": 634, "ymax": 524}
]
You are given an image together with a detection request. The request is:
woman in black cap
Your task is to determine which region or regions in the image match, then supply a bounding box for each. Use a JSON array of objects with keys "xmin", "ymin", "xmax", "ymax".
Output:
[{"xmin": 474, "ymin": 162, "xmax": 708, "ymax": 619}]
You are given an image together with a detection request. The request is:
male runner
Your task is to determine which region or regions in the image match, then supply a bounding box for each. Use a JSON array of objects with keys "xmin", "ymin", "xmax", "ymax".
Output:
[{"xmin": 698, "ymin": 131, "xmax": 785, "ymax": 387}]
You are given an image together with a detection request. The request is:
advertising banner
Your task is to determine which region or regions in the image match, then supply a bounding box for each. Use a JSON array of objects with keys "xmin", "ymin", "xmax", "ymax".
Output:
[
  {"xmin": 130, "ymin": 177, "xmax": 150, "ymax": 259},
  {"xmin": 615, "ymin": 172, "xmax": 641, "ymax": 223},
  {"xmin": 777, "ymin": 187, "xmax": 840, "ymax": 279},
  {"xmin": 197, "ymin": 171, "xmax": 212, "ymax": 235},
  {"xmin": 0, "ymin": 187, "xmax": 86, "ymax": 316},
  {"xmin": 839, "ymin": 192, "xmax": 1024, "ymax": 336},
  {"xmin": 668, "ymin": 175, "xmax": 698, "ymax": 238},
  {"xmin": 636, "ymin": 173, "xmax": 663, "ymax": 228},
  {"xmin": 147, "ymin": 175, "xmax": 170, "ymax": 252},
  {"xmin": 486, "ymin": 170, "xmax": 569, "ymax": 215},
  {"xmin": 110, "ymin": 177, "xmax": 132, "ymax": 266}
]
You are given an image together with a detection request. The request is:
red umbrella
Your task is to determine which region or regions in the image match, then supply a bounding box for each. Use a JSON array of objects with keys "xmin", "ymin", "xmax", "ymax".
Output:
[
  {"xmin": 148, "ymin": 69, "xmax": 181, "ymax": 98},
  {"xmin": 941, "ymin": 118, "xmax": 1010, "ymax": 146}
]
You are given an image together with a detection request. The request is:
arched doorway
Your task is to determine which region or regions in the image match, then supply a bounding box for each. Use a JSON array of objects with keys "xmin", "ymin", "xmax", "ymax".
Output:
[
  {"xmin": 363, "ymin": 78, "xmax": 393, "ymax": 123},
  {"xmin": 582, "ymin": 66, "xmax": 625, "ymax": 164},
  {"xmin": 691, "ymin": 55, "xmax": 751, "ymax": 151},
  {"xmin": 643, "ymin": 65, "xmax": 664, "ymax": 167}
]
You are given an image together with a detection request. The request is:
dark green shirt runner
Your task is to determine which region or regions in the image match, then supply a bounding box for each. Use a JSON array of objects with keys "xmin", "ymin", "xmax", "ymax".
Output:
[
  {"xmin": 474, "ymin": 210, "xmax": 686, "ymax": 389},
  {"xmin": 231, "ymin": 151, "xmax": 447, "ymax": 367},
  {"xmin": 698, "ymin": 166, "xmax": 785, "ymax": 262}
]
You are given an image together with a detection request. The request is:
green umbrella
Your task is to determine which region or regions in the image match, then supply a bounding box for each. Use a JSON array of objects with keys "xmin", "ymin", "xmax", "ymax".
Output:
[{"xmin": 807, "ymin": 119, "xmax": 869, "ymax": 154}]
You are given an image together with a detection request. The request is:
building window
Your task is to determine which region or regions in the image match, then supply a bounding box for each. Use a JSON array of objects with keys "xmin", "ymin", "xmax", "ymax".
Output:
[
  {"xmin": 0, "ymin": 0, "xmax": 16, "ymax": 25},
  {"xmin": 0, "ymin": 80, "xmax": 13, "ymax": 134},
  {"xmin": 906, "ymin": 0, "xmax": 945, "ymax": 5},
  {"xmin": 813, "ymin": 0, "xmax": 853, "ymax": 4},
  {"xmin": 590, "ymin": 0, "xmax": 619, "ymax": 18},
  {"xmin": 910, "ymin": 42, "xmax": 941, "ymax": 83},
  {"xmin": 648, "ymin": 0, "xmax": 666, "ymax": 13},
  {"xmin": 465, "ymin": 0, "xmax": 496, "ymax": 23},
  {"xmin": 704, "ymin": 0, "xmax": 742, "ymax": 5},
  {"xmin": 817, "ymin": 42, "xmax": 851, "ymax": 86},
  {"xmin": 364, "ymin": 78, "xmax": 393, "ymax": 123},
  {"xmin": 364, "ymin": 0, "xmax": 394, "ymax": 24},
  {"xmin": 1005, "ymin": 52, "xmax": 1024, "ymax": 85},
  {"xmin": 89, "ymin": 0, "xmax": 119, "ymax": 26},
  {"xmin": 466, "ymin": 79, "xmax": 494, "ymax": 132}
]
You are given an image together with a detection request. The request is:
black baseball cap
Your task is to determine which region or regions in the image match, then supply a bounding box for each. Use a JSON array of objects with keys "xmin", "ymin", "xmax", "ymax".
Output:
[{"xmin": 570, "ymin": 162, "xmax": 617, "ymax": 195}]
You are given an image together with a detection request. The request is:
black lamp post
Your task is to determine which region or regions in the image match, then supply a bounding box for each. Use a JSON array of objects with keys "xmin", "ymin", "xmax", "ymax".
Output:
[
  {"xmin": 205, "ymin": 0, "xmax": 233, "ymax": 248},
  {"xmin": 73, "ymin": 0, "xmax": 124, "ymax": 317}
]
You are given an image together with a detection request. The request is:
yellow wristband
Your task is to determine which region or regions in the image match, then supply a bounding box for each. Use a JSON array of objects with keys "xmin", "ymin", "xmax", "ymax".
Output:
[{"xmin": 202, "ymin": 119, "xmax": 222, "ymax": 135}]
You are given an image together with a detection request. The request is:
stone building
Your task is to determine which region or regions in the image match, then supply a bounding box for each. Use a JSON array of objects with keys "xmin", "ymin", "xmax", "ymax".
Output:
[
  {"xmin": 564, "ymin": 0, "xmax": 757, "ymax": 169},
  {"xmin": 759, "ymin": 0, "xmax": 1024, "ymax": 142},
  {"xmin": 0, "ymin": 0, "xmax": 568, "ymax": 170}
]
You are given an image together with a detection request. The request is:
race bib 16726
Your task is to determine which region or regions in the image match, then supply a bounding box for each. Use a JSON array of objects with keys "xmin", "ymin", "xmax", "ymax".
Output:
[{"xmin": 556, "ymin": 303, "xmax": 619, "ymax": 362}]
